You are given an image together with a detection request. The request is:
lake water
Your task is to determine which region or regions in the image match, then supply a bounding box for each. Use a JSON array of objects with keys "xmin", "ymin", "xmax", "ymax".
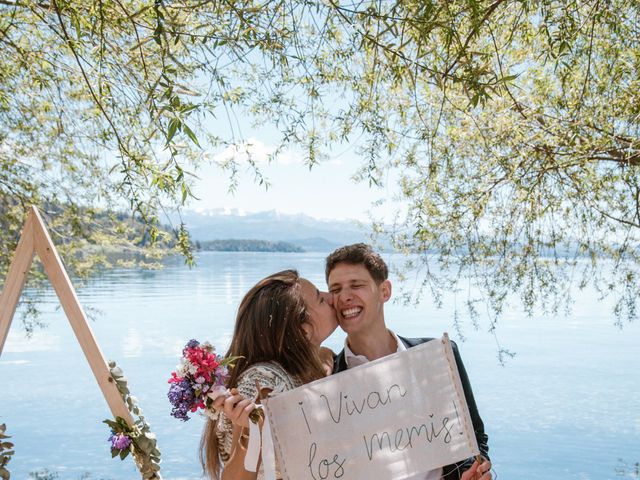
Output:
[{"xmin": 1, "ymin": 252, "xmax": 639, "ymax": 479}]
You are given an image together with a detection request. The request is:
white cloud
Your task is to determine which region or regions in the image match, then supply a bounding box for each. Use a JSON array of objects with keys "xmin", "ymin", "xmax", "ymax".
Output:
[{"xmin": 209, "ymin": 138, "xmax": 303, "ymax": 166}]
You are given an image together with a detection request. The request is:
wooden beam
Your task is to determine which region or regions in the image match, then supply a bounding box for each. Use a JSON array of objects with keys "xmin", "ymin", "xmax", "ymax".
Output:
[
  {"xmin": 0, "ymin": 209, "xmax": 36, "ymax": 355},
  {"xmin": 30, "ymin": 207, "xmax": 134, "ymax": 424}
]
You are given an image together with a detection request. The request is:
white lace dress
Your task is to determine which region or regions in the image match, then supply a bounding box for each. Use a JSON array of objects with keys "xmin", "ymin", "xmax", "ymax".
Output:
[{"xmin": 215, "ymin": 362, "xmax": 302, "ymax": 479}]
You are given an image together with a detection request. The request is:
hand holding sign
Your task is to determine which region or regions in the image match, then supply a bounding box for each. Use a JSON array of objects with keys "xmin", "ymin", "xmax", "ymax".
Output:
[{"xmin": 461, "ymin": 458, "xmax": 493, "ymax": 480}]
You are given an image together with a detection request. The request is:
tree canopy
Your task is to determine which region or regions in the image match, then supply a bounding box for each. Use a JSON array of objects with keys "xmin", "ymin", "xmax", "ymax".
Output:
[{"xmin": 1, "ymin": 0, "xmax": 639, "ymax": 336}]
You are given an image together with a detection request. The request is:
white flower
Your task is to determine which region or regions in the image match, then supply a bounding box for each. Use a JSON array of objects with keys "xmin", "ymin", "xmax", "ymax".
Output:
[
  {"xmin": 207, "ymin": 385, "xmax": 229, "ymax": 402},
  {"xmin": 187, "ymin": 362, "xmax": 198, "ymax": 375},
  {"xmin": 176, "ymin": 358, "xmax": 190, "ymax": 376}
]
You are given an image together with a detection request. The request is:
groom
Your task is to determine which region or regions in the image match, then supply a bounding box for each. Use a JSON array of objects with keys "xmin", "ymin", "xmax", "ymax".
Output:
[{"xmin": 325, "ymin": 243, "xmax": 491, "ymax": 480}]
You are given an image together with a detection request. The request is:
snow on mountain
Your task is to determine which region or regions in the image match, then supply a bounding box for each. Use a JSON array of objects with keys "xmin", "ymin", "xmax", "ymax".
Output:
[{"xmin": 172, "ymin": 209, "xmax": 370, "ymax": 251}]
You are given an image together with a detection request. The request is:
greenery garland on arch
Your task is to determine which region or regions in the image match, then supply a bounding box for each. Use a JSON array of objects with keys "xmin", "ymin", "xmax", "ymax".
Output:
[
  {"xmin": 104, "ymin": 361, "xmax": 162, "ymax": 480},
  {"xmin": 0, "ymin": 423, "xmax": 13, "ymax": 480}
]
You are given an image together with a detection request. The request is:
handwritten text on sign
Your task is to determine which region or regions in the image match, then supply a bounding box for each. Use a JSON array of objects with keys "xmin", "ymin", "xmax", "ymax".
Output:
[{"xmin": 265, "ymin": 335, "xmax": 479, "ymax": 480}]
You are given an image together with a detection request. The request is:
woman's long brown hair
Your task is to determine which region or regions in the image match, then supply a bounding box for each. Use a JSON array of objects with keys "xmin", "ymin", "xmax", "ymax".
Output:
[{"xmin": 200, "ymin": 269, "xmax": 326, "ymax": 479}]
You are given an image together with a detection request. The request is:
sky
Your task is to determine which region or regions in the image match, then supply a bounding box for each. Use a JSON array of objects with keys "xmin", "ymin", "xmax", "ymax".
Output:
[{"xmin": 188, "ymin": 137, "xmax": 404, "ymax": 222}]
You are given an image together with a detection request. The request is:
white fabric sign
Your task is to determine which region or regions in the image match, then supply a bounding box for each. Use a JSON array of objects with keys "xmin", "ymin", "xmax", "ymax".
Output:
[{"xmin": 265, "ymin": 334, "xmax": 479, "ymax": 480}]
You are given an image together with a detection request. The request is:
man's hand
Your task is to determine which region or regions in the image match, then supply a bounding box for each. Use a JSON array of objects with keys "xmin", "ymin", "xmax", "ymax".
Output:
[{"xmin": 460, "ymin": 458, "xmax": 492, "ymax": 480}]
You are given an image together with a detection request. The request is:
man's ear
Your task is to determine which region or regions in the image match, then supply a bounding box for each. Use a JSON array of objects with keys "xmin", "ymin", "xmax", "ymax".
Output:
[{"xmin": 380, "ymin": 279, "xmax": 392, "ymax": 303}]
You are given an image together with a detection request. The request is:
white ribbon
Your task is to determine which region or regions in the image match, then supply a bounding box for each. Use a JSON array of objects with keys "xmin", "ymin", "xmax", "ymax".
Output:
[
  {"xmin": 242, "ymin": 404, "xmax": 276, "ymax": 480},
  {"xmin": 261, "ymin": 403, "xmax": 276, "ymax": 480},
  {"xmin": 244, "ymin": 405, "xmax": 262, "ymax": 472}
]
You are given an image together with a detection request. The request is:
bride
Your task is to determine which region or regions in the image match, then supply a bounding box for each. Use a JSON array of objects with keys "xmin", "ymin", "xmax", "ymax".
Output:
[{"xmin": 200, "ymin": 269, "xmax": 337, "ymax": 480}]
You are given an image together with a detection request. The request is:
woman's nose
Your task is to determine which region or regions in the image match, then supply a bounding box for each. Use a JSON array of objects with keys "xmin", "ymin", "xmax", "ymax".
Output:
[{"xmin": 320, "ymin": 291, "xmax": 334, "ymax": 305}]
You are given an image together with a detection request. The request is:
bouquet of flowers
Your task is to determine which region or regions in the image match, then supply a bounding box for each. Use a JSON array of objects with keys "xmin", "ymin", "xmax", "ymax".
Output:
[{"xmin": 167, "ymin": 339, "xmax": 261, "ymax": 423}]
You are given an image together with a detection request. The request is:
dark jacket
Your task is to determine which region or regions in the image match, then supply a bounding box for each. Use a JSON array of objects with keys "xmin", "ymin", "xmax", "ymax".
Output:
[{"xmin": 333, "ymin": 336, "xmax": 489, "ymax": 480}]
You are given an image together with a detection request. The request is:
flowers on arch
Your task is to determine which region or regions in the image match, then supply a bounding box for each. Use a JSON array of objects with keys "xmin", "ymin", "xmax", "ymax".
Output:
[{"xmin": 104, "ymin": 361, "xmax": 162, "ymax": 480}]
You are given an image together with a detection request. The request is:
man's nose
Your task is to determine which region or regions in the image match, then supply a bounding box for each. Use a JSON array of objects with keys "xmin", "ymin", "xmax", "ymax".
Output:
[{"xmin": 336, "ymin": 288, "xmax": 352, "ymax": 304}]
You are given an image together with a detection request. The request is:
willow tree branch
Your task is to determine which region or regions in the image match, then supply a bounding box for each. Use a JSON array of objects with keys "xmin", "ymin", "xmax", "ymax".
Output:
[{"xmin": 51, "ymin": 0, "xmax": 129, "ymax": 157}]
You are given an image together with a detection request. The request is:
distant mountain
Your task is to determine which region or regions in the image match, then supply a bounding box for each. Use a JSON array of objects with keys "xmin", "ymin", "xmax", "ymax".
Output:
[{"xmin": 173, "ymin": 209, "xmax": 370, "ymax": 252}]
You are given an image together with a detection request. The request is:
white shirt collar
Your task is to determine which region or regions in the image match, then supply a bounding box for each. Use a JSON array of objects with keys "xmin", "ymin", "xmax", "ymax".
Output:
[{"xmin": 344, "ymin": 330, "xmax": 406, "ymax": 369}]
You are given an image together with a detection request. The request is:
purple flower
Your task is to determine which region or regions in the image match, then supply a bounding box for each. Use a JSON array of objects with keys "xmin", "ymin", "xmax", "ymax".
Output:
[
  {"xmin": 215, "ymin": 365, "xmax": 230, "ymax": 384},
  {"xmin": 168, "ymin": 378, "xmax": 195, "ymax": 421},
  {"xmin": 109, "ymin": 432, "xmax": 132, "ymax": 450}
]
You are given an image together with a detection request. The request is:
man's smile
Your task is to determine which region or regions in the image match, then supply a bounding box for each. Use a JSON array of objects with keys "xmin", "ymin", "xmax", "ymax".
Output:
[{"xmin": 341, "ymin": 307, "xmax": 362, "ymax": 319}]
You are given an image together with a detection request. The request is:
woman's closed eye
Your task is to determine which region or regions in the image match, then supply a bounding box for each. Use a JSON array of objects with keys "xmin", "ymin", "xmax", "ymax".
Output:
[{"xmin": 319, "ymin": 291, "xmax": 334, "ymax": 305}]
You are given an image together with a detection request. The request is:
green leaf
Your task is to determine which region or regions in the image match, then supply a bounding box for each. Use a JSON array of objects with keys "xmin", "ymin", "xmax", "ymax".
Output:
[
  {"xmin": 182, "ymin": 123, "xmax": 200, "ymax": 147},
  {"xmin": 71, "ymin": 12, "xmax": 81, "ymax": 40},
  {"xmin": 103, "ymin": 419, "xmax": 118, "ymax": 430},
  {"xmin": 181, "ymin": 183, "xmax": 188, "ymax": 203},
  {"xmin": 499, "ymin": 73, "xmax": 520, "ymax": 83},
  {"xmin": 166, "ymin": 118, "xmax": 181, "ymax": 145}
]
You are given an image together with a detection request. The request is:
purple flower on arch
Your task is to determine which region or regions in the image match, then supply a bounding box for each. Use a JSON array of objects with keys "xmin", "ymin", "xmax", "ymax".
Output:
[{"xmin": 109, "ymin": 432, "xmax": 132, "ymax": 451}]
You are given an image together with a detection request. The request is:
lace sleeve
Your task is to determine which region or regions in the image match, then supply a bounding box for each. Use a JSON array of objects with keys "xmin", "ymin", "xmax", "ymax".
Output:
[
  {"xmin": 215, "ymin": 362, "xmax": 301, "ymax": 462},
  {"xmin": 235, "ymin": 362, "xmax": 301, "ymax": 401}
]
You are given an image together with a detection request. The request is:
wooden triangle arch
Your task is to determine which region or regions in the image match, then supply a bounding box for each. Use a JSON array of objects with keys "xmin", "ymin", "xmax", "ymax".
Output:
[{"xmin": 0, "ymin": 206, "xmax": 134, "ymax": 425}]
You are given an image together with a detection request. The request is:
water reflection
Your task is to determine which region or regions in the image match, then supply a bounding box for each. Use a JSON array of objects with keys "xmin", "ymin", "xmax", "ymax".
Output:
[{"xmin": 3, "ymin": 329, "xmax": 61, "ymax": 353}]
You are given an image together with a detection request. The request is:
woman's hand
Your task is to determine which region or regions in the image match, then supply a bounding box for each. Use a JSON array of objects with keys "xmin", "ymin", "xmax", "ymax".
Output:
[
  {"xmin": 460, "ymin": 457, "xmax": 492, "ymax": 480},
  {"xmin": 212, "ymin": 388, "xmax": 257, "ymax": 429}
]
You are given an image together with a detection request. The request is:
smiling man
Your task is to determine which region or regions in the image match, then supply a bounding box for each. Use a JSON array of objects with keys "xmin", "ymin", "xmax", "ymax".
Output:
[{"xmin": 325, "ymin": 243, "xmax": 491, "ymax": 480}]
